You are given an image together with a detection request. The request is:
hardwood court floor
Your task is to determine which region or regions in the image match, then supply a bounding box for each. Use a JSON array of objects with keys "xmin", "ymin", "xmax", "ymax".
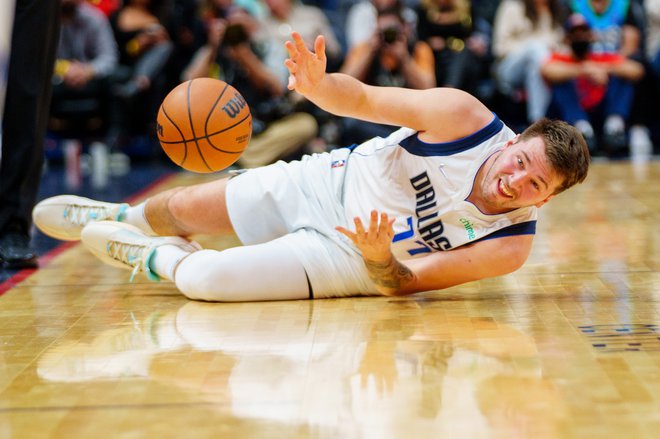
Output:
[{"xmin": 1, "ymin": 160, "xmax": 659, "ymax": 438}]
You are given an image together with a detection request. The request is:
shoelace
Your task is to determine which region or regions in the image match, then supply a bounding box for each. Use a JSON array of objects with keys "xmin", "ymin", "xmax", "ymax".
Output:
[
  {"xmin": 64, "ymin": 204, "xmax": 115, "ymax": 226},
  {"xmin": 106, "ymin": 240, "xmax": 148, "ymax": 282}
]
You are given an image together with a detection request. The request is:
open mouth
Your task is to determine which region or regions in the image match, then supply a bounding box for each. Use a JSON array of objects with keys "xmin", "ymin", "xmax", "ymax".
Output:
[{"xmin": 498, "ymin": 179, "xmax": 514, "ymax": 198}]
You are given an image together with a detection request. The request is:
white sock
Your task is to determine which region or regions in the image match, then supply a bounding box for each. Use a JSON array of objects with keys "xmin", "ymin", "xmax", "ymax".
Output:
[
  {"xmin": 149, "ymin": 244, "xmax": 194, "ymax": 281},
  {"xmin": 604, "ymin": 115, "xmax": 625, "ymax": 134},
  {"xmin": 120, "ymin": 202, "xmax": 157, "ymax": 235},
  {"xmin": 575, "ymin": 119, "xmax": 594, "ymax": 137}
]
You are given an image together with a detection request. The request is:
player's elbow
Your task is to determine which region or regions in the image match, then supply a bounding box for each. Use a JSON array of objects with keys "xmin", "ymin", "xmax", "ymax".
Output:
[
  {"xmin": 498, "ymin": 247, "xmax": 530, "ymax": 275},
  {"xmin": 377, "ymin": 286, "xmax": 416, "ymax": 297}
]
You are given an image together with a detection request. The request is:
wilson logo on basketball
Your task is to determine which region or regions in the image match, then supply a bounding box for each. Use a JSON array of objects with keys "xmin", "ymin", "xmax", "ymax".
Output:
[{"xmin": 221, "ymin": 92, "xmax": 247, "ymax": 118}]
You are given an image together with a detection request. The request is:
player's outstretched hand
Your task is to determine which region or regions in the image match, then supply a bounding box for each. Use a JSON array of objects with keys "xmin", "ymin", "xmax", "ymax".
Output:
[
  {"xmin": 336, "ymin": 210, "xmax": 396, "ymax": 263},
  {"xmin": 284, "ymin": 32, "xmax": 327, "ymax": 96}
]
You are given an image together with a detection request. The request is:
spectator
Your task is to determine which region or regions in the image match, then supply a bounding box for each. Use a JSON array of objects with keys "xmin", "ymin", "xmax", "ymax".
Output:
[
  {"xmin": 471, "ymin": 0, "xmax": 501, "ymax": 25},
  {"xmin": 345, "ymin": 0, "xmax": 418, "ymax": 49},
  {"xmin": 415, "ymin": 0, "xmax": 490, "ymax": 95},
  {"xmin": 88, "ymin": 0, "xmax": 121, "ymax": 17},
  {"xmin": 107, "ymin": 0, "xmax": 174, "ymax": 149},
  {"xmin": 255, "ymin": 0, "xmax": 343, "ymax": 150},
  {"xmin": 626, "ymin": 0, "xmax": 660, "ymax": 156},
  {"xmin": 571, "ymin": 0, "xmax": 641, "ymax": 57},
  {"xmin": 649, "ymin": 0, "xmax": 660, "ymax": 81},
  {"xmin": 339, "ymin": 8, "xmax": 435, "ymax": 143},
  {"xmin": 182, "ymin": 2, "xmax": 317, "ymax": 168},
  {"xmin": 569, "ymin": 0, "xmax": 647, "ymax": 153},
  {"xmin": 541, "ymin": 13, "xmax": 644, "ymax": 153},
  {"xmin": 299, "ymin": 0, "xmax": 348, "ymax": 54},
  {"xmin": 161, "ymin": 0, "xmax": 208, "ymax": 94},
  {"xmin": 0, "ymin": 0, "xmax": 60, "ymax": 268},
  {"xmin": 50, "ymin": 0, "xmax": 118, "ymax": 138},
  {"xmin": 492, "ymin": 0, "xmax": 566, "ymax": 125},
  {"xmin": 258, "ymin": 0, "xmax": 342, "ymax": 83}
]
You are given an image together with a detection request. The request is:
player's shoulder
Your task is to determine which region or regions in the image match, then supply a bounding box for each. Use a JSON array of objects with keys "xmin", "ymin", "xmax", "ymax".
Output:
[{"xmin": 416, "ymin": 88, "xmax": 495, "ymax": 143}]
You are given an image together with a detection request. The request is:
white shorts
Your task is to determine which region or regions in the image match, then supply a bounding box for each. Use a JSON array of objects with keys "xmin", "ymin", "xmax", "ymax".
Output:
[{"xmin": 225, "ymin": 151, "xmax": 380, "ymax": 299}]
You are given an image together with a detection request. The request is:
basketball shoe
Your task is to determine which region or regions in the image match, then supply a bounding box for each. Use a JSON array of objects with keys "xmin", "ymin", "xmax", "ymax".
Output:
[
  {"xmin": 81, "ymin": 221, "xmax": 201, "ymax": 282},
  {"xmin": 33, "ymin": 195, "xmax": 130, "ymax": 241}
]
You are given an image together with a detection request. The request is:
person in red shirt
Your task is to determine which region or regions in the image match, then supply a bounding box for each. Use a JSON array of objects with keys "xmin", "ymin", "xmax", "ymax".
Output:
[{"xmin": 541, "ymin": 13, "xmax": 643, "ymax": 155}]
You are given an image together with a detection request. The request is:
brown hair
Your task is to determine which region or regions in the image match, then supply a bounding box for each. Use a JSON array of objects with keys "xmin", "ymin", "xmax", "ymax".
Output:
[{"xmin": 519, "ymin": 118, "xmax": 590, "ymax": 194}]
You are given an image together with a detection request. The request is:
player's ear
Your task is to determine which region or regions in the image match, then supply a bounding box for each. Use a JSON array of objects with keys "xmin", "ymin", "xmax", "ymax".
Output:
[
  {"xmin": 501, "ymin": 134, "xmax": 520, "ymax": 150},
  {"xmin": 535, "ymin": 194, "xmax": 555, "ymax": 208}
]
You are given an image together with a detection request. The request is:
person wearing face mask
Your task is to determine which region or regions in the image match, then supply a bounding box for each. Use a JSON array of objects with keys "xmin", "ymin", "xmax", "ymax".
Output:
[{"xmin": 540, "ymin": 13, "xmax": 643, "ymax": 155}]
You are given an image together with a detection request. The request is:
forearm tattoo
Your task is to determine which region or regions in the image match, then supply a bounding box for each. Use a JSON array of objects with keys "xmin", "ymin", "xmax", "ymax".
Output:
[{"xmin": 364, "ymin": 256, "xmax": 414, "ymax": 294}]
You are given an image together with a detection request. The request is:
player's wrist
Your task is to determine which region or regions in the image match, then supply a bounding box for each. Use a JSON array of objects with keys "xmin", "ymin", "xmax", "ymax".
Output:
[
  {"xmin": 301, "ymin": 72, "xmax": 329, "ymax": 100},
  {"xmin": 363, "ymin": 251, "xmax": 394, "ymax": 268}
]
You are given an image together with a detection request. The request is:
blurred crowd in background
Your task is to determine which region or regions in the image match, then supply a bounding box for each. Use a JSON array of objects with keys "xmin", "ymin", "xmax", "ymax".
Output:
[{"xmin": 50, "ymin": 0, "xmax": 660, "ymax": 168}]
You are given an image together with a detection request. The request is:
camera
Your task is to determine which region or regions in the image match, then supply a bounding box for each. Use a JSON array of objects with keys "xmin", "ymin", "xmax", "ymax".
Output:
[
  {"xmin": 224, "ymin": 23, "xmax": 249, "ymax": 46},
  {"xmin": 381, "ymin": 26, "xmax": 399, "ymax": 44}
]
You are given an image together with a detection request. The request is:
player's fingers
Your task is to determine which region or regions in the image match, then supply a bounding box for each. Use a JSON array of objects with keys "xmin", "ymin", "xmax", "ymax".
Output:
[
  {"xmin": 284, "ymin": 40, "xmax": 298, "ymax": 59},
  {"xmin": 368, "ymin": 210, "xmax": 378, "ymax": 241},
  {"xmin": 314, "ymin": 35, "xmax": 326, "ymax": 61},
  {"xmin": 378, "ymin": 212, "xmax": 389, "ymax": 236},
  {"xmin": 284, "ymin": 59, "xmax": 297, "ymax": 74},
  {"xmin": 291, "ymin": 31, "xmax": 307, "ymax": 54},
  {"xmin": 335, "ymin": 226, "xmax": 357, "ymax": 243},
  {"xmin": 354, "ymin": 217, "xmax": 365, "ymax": 238}
]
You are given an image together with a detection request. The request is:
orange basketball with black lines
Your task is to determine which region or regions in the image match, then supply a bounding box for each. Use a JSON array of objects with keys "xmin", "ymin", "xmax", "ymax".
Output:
[{"xmin": 156, "ymin": 78, "xmax": 252, "ymax": 173}]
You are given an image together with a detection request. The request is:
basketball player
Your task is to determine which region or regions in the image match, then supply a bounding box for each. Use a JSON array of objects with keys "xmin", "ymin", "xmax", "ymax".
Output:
[{"xmin": 32, "ymin": 32, "xmax": 590, "ymax": 301}]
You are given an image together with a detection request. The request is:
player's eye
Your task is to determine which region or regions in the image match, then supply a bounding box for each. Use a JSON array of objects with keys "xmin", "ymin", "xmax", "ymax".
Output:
[
  {"xmin": 517, "ymin": 157, "xmax": 523, "ymax": 167},
  {"xmin": 532, "ymin": 181, "xmax": 540, "ymax": 190}
]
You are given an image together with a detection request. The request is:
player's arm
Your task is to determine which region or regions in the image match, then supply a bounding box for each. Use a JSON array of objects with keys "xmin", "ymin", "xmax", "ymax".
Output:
[
  {"xmin": 337, "ymin": 211, "xmax": 532, "ymax": 296},
  {"xmin": 284, "ymin": 32, "xmax": 492, "ymax": 142},
  {"xmin": 397, "ymin": 234, "xmax": 533, "ymax": 295}
]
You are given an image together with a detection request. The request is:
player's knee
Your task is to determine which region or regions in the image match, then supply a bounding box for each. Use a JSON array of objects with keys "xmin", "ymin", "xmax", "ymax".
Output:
[
  {"xmin": 165, "ymin": 189, "xmax": 198, "ymax": 235},
  {"xmin": 174, "ymin": 250, "xmax": 241, "ymax": 302},
  {"xmin": 166, "ymin": 189, "xmax": 186, "ymax": 220}
]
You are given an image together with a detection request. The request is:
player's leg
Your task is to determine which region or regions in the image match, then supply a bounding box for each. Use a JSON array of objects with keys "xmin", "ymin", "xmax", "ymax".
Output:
[
  {"xmin": 81, "ymin": 220, "xmax": 311, "ymax": 301},
  {"xmin": 173, "ymin": 241, "xmax": 310, "ymax": 301},
  {"xmin": 32, "ymin": 175, "xmax": 236, "ymax": 240},
  {"xmin": 143, "ymin": 176, "xmax": 235, "ymax": 236}
]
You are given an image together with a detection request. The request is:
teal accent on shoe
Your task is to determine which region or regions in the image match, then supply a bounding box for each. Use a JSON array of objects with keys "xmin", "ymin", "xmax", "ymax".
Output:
[
  {"xmin": 89, "ymin": 212, "xmax": 98, "ymax": 219},
  {"xmin": 143, "ymin": 248, "xmax": 161, "ymax": 282},
  {"xmin": 115, "ymin": 204, "xmax": 129, "ymax": 222},
  {"xmin": 63, "ymin": 209, "xmax": 69, "ymax": 219}
]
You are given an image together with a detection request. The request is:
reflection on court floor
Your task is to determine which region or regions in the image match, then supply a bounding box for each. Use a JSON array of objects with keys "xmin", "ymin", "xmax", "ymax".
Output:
[{"xmin": 1, "ymin": 160, "xmax": 660, "ymax": 438}]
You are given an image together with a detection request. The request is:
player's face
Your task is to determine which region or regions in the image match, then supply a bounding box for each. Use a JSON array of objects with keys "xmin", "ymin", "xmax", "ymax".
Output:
[{"xmin": 479, "ymin": 136, "xmax": 562, "ymax": 212}]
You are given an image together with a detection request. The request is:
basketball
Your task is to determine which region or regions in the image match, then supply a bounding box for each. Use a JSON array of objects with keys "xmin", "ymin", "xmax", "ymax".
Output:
[{"xmin": 156, "ymin": 78, "xmax": 252, "ymax": 173}]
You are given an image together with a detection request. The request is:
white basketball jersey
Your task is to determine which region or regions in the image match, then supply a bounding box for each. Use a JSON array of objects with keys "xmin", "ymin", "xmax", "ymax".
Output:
[{"xmin": 333, "ymin": 115, "xmax": 537, "ymax": 261}]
